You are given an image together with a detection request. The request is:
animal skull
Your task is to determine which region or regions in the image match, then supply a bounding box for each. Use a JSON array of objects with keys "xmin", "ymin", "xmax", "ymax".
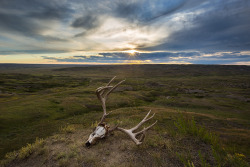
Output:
[
  {"xmin": 85, "ymin": 76, "xmax": 157, "ymax": 147},
  {"xmin": 85, "ymin": 124, "xmax": 109, "ymax": 147}
]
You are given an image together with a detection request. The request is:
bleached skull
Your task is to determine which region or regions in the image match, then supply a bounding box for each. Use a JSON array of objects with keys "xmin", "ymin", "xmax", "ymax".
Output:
[{"xmin": 85, "ymin": 124, "xmax": 109, "ymax": 147}]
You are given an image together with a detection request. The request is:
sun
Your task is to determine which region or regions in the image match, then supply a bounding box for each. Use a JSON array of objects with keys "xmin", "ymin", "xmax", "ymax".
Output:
[{"xmin": 123, "ymin": 50, "xmax": 139, "ymax": 56}]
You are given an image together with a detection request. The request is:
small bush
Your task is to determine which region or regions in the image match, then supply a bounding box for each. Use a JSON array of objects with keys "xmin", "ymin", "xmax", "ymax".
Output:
[
  {"xmin": 60, "ymin": 125, "xmax": 76, "ymax": 133},
  {"xmin": 0, "ymin": 151, "xmax": 18, "ymax": 166},
  {"xmin": 0, "ymin": 138, "xmax": 45, "ymax": 166},
  {"xmin": 56, "ymin": 152, "xmax": 67, "ymax": 160},
  {"xmin": 174, "ymin": 114, "xmax": 218, "ymax": 145},
  {"xmin": 198, "ymin": 150, "xmax": 211, "ymax": 167},
  {"xmin": 18, "ymin": 138, "xmax": 45, "ymax": 159},
  {"xmin": 226, "ymin": 153, "xmax": 248, "ymax": 167},
  {"xmin": 176, "ymin": 152, "xmax": 195, "ymax": 167}
]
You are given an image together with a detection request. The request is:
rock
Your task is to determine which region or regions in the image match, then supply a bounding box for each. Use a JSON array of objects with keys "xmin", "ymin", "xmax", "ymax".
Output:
[{"xmin": 166, "ymin": 96, "xmax": 172, "ymax": 99}]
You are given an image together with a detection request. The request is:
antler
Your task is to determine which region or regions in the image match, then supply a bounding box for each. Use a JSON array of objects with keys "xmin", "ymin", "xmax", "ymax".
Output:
[
  {"xmin": 116, "ymin": 110, "xmax": 157, "ymax": 145},
  {"xmin": 86, "ymin": 77, "xmax": 157, "ymax": 147},
  {"xmin": 96, "ymin": 76, "xmax": 125, "ymax": 125}
]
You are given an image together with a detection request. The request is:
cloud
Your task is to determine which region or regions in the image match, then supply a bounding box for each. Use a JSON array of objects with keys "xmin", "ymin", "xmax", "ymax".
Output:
[
  {"xmin": 229, "ymin": 61, "xmax": 250, "ymax": 65},
  {"xmin": 114, "ymin": 2, "xmax": 141, "ymax": 21},
  {"xmin": 0, "ymin": 0, "xmax": 250, "ymax": 65},
  {"xmin": 161, "ymin": 61, "xmax": 192, "ymax": 64},
  {"xmin": 40, "ymin": 51, "xmax": 250, "ymax": 65},
  {"xmin": 113, "ymin": 0, "xmax": 206, "ymax": 23},
  {"xmin": 0, "ymin": 13, "xmax": 42, "ymax": 36},
  {"xmin": 71, "ymin": 14, "xmax": 100, "ymax": 29},
  {"xmin": 144, "ymin": 0, "xmax": 250, "ymax": 52},
  {"xmin": 0, "ymin": 50, "xmax": 66, "ymax": 55},
  {"xmin": 71, "ymin": 14, "xmax": 103, "ymax": 37},
  {"xmin": 28, "ymin": 6, "xmax": 72, "ymax": 20}
]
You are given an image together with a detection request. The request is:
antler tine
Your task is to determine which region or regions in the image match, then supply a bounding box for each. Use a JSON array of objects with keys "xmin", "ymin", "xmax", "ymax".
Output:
[
  {"xmin": 98, "ymin": 76, "xmax": 117, "ymax": 97},
  {"xmin": 130, "ymin": 110, "xmax": 155, "ymax": 132},
  {"xmin": 139, "ymin": 131, "xmax": 146, "ymax": 142},
  {"xmin": 135, "ymin": 120, "xmax": 158, "ymax": 136},
  {"xmin": 116, "ymin": 111, "xmax": 157, "ymax": 145},
  {"xmin": 96, "ymin": 86, "xmax": 113, "ymax": 99},
  {"xmin": 106, "ymin": 80, "xmax": 125, "ymax": 96},
  {"xmin": 107, "ymin": 76, "xmax": 116, "ymax": 86}
]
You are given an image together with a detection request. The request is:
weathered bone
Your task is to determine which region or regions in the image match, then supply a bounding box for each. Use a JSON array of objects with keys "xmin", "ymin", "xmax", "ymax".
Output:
[
  {"xmin": 95, "ymin": 76, "xmax": 125, "ymax": 125},
  {"xmin": 85, "ymin": 76, "xmax": 157, "ymax": 147},
  {"xmin": 116, "ymin": 110, "xmax": 158, "ymax": 145}
]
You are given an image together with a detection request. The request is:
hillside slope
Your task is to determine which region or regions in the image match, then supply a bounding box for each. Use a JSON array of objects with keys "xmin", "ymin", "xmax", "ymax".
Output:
[{"xmin": 1, "ymin": 107, "xmax": 249, "ymax": 167}]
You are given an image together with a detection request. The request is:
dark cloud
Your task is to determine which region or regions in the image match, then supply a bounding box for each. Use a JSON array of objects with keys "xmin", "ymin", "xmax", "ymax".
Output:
[
  {"xmin": 0, "ymin": 0, "xmax": 72, "ymax": 20},
  {"xmin": 143, "ymin": 0, "xmax": 250, "ymax": 52},
  {"xmin": 201, "ymin": 53, "xmax": 250, "ymax": 60},
  {"xmin": 113, "ymin": 0, "xmax": 208, "ymax": 23},
  {"xmin": 71, "ymin": 14, "xmax": 103, "ymax": 37},
  {"xmin": 0, "ymin": 0, "xmax": 68, "ymax": 13},
  {"xmin": 41, "ymin": 51, "xmax": 250, "ymax": 64},
  {"xmin": 28, "ymin": 6, "xmax": 72, "ymax": 20},
  {"xmin": 0, "ymin": 49, "xmax": 66, "ymax": 55},
  {"xmin": 0, "ymin": 13, "xmax": 41, "ymax": 36},
  {"xmin": 0, "ymin": 11, "xmax": 71, "ymax": 44},
  {"xmin": 71, "ymin": 15, "xmax": 99, "ymax": 29},
  {"xmin": 0, "ymin": 0, "xmax": 73, "ymax": 41},
  {"xmin": 114, "ymin": 2, "xmax": 141, "ymax": 22},
  {"xmin": 113, "ymin": 0, "xmax": 182, "ymax": 22}
]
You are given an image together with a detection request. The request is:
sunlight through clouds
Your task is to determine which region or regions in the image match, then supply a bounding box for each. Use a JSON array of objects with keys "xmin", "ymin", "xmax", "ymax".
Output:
[{"xmin": 0, "ymin": 0, "xmax": 249, "ymax": 64}]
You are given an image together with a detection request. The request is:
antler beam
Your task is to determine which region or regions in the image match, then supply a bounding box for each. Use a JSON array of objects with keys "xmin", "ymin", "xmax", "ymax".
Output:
[
  {"xmin": 95, "ymin": 76, "xmax": 125, "ymax": 125},
  {"xmin": 116, "ymin": 110, "xmax": 157, "ymax": 145}
]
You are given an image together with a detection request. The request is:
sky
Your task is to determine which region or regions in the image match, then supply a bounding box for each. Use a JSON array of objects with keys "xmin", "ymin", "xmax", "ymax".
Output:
[{"xmin": 0, "ymin": 0, "xmax": 250, "ymax": 65}]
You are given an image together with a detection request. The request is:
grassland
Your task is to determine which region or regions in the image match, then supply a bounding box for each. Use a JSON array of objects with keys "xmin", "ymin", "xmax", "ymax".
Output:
[{"xmin": 0, "ymin": 64, "xmax": 249, "ymax": 166}]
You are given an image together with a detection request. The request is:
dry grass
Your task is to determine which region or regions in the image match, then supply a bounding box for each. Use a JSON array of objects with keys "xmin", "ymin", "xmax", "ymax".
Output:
[
  {"xmin": 60, "ymin": 125, "xmax": 76, "ymax": 134},
  {"xmin": 1, "ymin": 107, "xmax": 249, "ymax": 167}
]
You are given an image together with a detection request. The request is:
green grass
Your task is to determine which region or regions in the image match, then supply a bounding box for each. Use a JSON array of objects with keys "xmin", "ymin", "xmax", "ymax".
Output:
[
  {"xmin": 0, "ymin": 138, "xmax": 46, "ymax": 166},
  {"xmin": 174, "ymin": 113, "xmax": 248, "ymax": 166}
]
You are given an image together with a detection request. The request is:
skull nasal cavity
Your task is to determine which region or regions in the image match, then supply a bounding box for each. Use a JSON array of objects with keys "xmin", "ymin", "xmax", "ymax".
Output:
[{"xmin": 85, "ymin": 141, "xmax": 91, "ymax": 147}]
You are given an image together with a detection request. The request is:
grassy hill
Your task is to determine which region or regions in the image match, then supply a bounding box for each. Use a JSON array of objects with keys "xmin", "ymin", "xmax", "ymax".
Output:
[{"xmin": 0, "ymin": 64, "xmax": 249, "ymax": 166}]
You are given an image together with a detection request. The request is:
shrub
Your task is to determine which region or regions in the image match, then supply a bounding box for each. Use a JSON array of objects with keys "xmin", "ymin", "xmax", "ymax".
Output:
[
  {"xmin": 0, "ymin": 138, "xmax": 45, "ymax": 166},
  {"xmin": 18, "ymin": 138, "xmax": 45, "ymax": 159},
  {"xmin": 60, "ymin": 124, "xmax": 76, "ymax": 133},
  {"xmin": 174, "ymin": 114, "xmax": 218, "ymax": 145}
]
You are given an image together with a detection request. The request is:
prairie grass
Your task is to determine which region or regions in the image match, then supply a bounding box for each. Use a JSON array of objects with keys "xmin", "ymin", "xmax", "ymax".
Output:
[
  {"xmin": 0, "ymin": 138, "xmax": 45, "ymax": 166},
  {"xmin": 0, "ymin": 64, "xmax": 250, "ymax": 166},
  {"xmin": 174, "ymin": 113, "xmax": 249, "ymax": 167},
  {"xmin": 60, "ymin": 124, "xmax": 76, "ymax": 133},
  {"xmin": 18, "ymin": 138, "xmax": 45, "ymax": 160},
  {"xmin": 174, "ymin": 113, "xmax": 218, "ymax": 145}
]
